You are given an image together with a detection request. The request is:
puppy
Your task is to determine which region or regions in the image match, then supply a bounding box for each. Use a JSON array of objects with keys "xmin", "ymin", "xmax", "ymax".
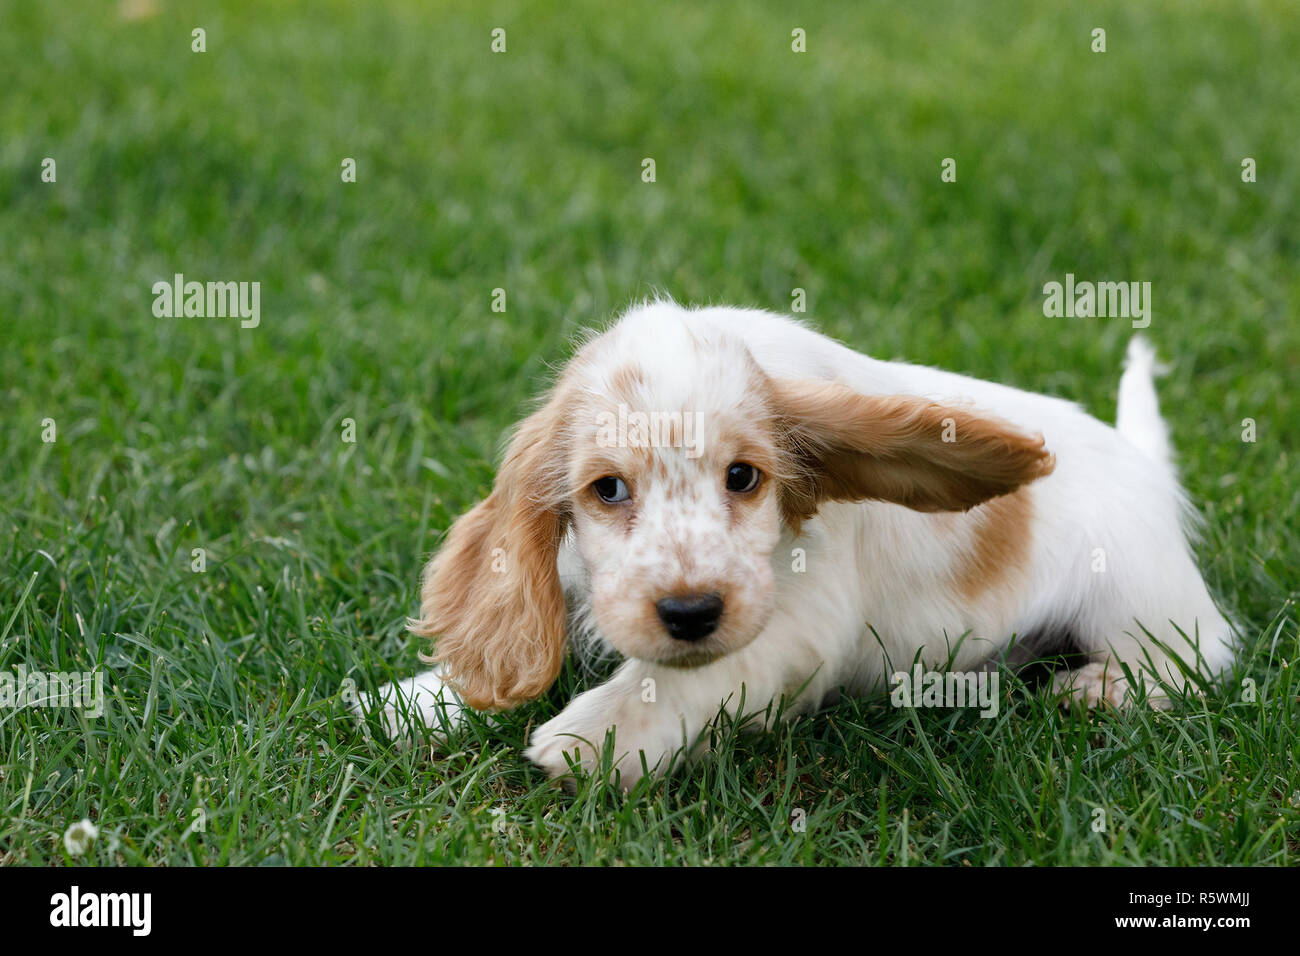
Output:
[{"xmin": 357, "ymin": 300, "xmax": 1236, "ymax": 787}]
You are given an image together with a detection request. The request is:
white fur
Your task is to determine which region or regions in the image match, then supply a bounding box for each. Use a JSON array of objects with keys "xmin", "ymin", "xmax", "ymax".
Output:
[
  {"xmin": 357, "ymin": 301, "xmax": 1237, "ymax": 787},
  {"xmin": 357, "ymin": 666, "xmax": 463, "ymax": 741}
]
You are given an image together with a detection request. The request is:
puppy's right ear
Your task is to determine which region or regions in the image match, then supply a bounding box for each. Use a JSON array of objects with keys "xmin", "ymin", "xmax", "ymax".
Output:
[
  {"xmin": 769, "ymin": 378, "xmax": 1055, "ymax": 526},
  {"xmin": 410, "ymin": 389, "xmax": 570, "ymax": 711}
]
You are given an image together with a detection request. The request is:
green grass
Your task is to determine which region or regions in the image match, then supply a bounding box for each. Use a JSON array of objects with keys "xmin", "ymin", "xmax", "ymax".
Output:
[{"xmin": 1, "ymin": 0, "xmax": 1297, "ymax": 865}]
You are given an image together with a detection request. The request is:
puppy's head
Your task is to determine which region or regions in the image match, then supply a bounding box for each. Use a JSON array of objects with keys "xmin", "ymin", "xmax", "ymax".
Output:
[{"xmin": 416, "ymin": 303, "xmax": 1054, "ymax": 709}]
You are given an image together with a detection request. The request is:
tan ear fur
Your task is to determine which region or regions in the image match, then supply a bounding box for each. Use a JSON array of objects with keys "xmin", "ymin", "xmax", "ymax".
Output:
[
  {"xmin": 770, "ymin": 379, "xmax": 1055, "ymax": 525},
  {"xmin": 410, "ymin": 392, "xmax": 570, "ymax": 711}
]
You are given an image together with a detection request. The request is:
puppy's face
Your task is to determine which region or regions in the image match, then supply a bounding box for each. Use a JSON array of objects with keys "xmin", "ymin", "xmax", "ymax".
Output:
[{"xmin": 567, "ymin": 337, "xmax": 785, "ymax": 667}]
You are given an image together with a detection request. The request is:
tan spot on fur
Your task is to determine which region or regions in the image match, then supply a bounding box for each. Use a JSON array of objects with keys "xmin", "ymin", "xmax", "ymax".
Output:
[
  {"xmin": 953, "ymin": 489, "xmax": 1033, "ymax": 600},
  {"xmin": 610, "ymin": 363, "xmax": 646, "ymax": 400}
]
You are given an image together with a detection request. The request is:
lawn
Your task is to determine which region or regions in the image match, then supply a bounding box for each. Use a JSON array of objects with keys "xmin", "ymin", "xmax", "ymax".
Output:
[{"xmin": 1, "ymin": 0, "xmax": 1297, "ymax": 865}]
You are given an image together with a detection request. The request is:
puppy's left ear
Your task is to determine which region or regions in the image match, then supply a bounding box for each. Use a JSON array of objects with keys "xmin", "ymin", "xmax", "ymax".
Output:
[
  {"xmin": 770, "ymin": 379, "xmax": 1055, "ymax": 524},
  {"xmin": 411, "ymin": 386, "xmax": 572, "ymax": 711}
]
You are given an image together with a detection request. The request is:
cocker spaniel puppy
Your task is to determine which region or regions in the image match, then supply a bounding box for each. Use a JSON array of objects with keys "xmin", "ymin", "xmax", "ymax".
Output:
[{"xmin": 357, "ymin": 300, "xmax": 1236, "ymax": 787}]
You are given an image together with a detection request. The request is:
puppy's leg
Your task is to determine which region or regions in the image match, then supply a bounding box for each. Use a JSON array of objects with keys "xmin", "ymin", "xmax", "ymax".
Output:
[
  {"xmin": 1053, "ymin": 553, "xmax": 1236, "ymax": 709},
  {"xmin": 1056, "ymin": 339, "xmax": 1238, "ymax": 709},
  {"xmin": 353, "ymin": 666, "xmax": 465, "ymax": 741},
  {"xmin": 525, "ymin": 618, "xmax": 835, "ymax": 789},
  {"xmin": 1051, "ymin": 626, "xmax": 1232, "ymax": 709},
  {"xmin": 1052, "ymin": 659, "xmax": 1155, "ymax": 709},
  {"xmin": 524, "ymin": 662, "xmax": 687, "ymax": 788}
]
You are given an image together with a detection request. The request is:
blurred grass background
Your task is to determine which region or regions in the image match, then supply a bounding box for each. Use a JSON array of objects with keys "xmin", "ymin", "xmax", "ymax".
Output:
[{"xmin": 0, "ymin": 0, "xmax": 1296, "ymax": 865}]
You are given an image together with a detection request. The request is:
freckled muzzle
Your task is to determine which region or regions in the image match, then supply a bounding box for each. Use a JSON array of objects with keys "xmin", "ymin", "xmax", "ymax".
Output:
[{"xmin": 655, "ymin": 592, "xmax": 724, "ymax": 641}]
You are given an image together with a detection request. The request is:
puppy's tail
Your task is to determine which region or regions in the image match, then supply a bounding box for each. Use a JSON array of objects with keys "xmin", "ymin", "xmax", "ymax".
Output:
[{"xmin": 1116, "ymin": 336, "xmax": 1174, "ymax": 471}]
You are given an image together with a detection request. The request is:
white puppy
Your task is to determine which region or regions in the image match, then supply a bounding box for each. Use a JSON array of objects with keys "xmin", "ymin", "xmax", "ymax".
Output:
[{"xmin": 357, "ymin": 300, "xmax": 1236, "ymax": 787}]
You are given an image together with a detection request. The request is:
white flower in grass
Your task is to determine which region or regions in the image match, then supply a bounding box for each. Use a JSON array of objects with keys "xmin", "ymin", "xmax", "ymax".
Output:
[{"xmin": 63, "ymin": 819, "xmax": 99, "ymax": 856}]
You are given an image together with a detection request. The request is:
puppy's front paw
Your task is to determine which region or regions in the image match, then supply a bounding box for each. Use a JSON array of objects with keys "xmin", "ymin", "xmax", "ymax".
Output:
[
  {"xmin": 350, "ymin": 667, "xmax": 464, "ymax": 744},
  {"xmin": 523, "ymin": 715, "xmax": 616, "ymax": 787},
  {"xmin": 524, "ymin": 685, "xmax": 693, "ymax": 791}
]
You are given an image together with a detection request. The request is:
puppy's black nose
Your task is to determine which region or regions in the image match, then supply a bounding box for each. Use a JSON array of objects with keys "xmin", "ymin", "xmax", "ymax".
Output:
[{"xmin": 655, "ymin": 593, "xmax": 723, "ymax": 641}]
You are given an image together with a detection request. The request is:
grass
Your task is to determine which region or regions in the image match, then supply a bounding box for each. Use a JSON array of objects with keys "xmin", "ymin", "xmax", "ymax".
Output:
[{"xmin": 1, "ymin": 0, "xmax": 1297, "ymax": 865}]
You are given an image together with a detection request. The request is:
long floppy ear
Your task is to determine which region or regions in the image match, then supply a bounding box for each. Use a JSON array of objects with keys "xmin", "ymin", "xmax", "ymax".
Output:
[
  {"xmin": 410, "ymin": 390, "xmax": 570, "ymax": 711},
  {"xmin": 770, "ymin": 379, "xmax": 1055, "ymax": 526}
]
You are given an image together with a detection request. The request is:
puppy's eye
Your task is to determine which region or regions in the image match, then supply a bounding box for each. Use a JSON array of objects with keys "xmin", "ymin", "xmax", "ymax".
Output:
[
  {"xmin": 592, "ymin": 476, "xmax": 630, "ymax": 503},
  {"xmin": 725, "ymin": 462, "xmax": 761, "ymax": 493}
]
